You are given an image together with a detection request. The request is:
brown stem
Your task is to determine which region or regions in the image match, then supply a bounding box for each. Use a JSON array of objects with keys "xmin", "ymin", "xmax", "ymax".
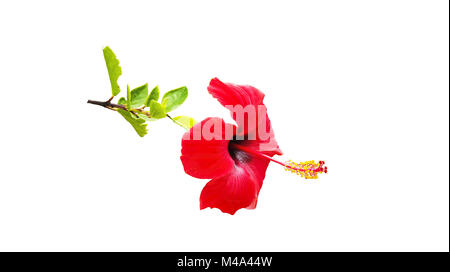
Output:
[
  {"xmin": 87, "ymin": 99, "xmax": 126, "ymax": 110},
  {"xmin": 88, "ymin": 98, "xmax": 188, "ymax": 129},
  {"xmin": 87, "ymin": 99, "xmax": 150, "ymax": 118}
]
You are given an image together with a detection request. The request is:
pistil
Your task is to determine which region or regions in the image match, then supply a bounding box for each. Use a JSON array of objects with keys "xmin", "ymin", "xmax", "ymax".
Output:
[{"xmin": 230, "ymin": 143, "xmax": 327, "ymax": 179}]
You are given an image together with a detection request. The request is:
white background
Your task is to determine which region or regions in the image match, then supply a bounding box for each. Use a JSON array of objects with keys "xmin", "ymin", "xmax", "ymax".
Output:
[{"xmin": 0, "ymin": 0, "xmax": 448, "ymax": 252}]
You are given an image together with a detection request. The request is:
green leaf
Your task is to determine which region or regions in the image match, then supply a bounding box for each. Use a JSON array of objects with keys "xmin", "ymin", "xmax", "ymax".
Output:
[
  {"xmin": 126, "ymin": 85, "xmax": 131, "ymax": 109},
  {"xmin": 117, "ymin": 109, "xmax": 148, "ymax": 137},
  {"xmin": 130, "ymin": 83, "xmax": 148, "ymax": 108},
  {"xmin": 145, "ymin": 86, "xmax": 159, "ymax": 107},
  {"xmin": 172, "ymin": 116, "xmax": 197, "ymax": 130},
  {"xmin": 149, "ymin": 100, "xmax": 166, "ymax": 119},
  {"xmin": 103, "ymin": 46, "xmax": 122, "ymax": 96},
  {"xmin": 161, "ymin": 97, "xmax": 169, "ymax": 112},
  {"xmin": 117, "ymin": 97, "xmax": 127, "ymax": 105},
  {"xmin": 161, "ymin": 86, "xmax": 188, "ymax": 112}
]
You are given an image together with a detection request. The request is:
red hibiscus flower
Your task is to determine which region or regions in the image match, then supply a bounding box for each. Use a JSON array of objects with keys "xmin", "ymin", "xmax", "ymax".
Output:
[{"xmin": 180, "ymin": 78, "xmax": 283, "ymax": 215}]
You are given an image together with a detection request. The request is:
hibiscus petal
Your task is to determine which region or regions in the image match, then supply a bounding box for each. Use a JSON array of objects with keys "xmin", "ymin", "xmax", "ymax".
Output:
[
  {"xmin": 250, "ymin": 107, "xmax": 283, "ymax": 156},
  {"xmin": 232, "ymin": 141, "xmax": 274, "ymax": 186},
  {"xmin": 240, "ymin": 127, "xmax": 283, "ymax": 157},
  {"xmin": 200, "ymin": 165, "xmax": 258, "ymax": 215},
  {"xmin": 207, "ymin": 77, "xmax": 265, "ymax": 108},
  {"xmin": 208, "ymin": 78, "xmax": 264, "ymax": 133},
  {"xmin": 180, "ymin": 117, "xmax": 236, "ymax": 179},
  {"xmin": 207, "ymin": 78, "xmax": 282, "ymax": 156},
  {"xmin": 200, "ymin": 149, "xmax": 271, "ymax": 215}
]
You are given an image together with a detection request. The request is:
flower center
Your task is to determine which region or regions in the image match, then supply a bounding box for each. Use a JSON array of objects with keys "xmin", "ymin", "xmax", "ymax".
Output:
[{"xmin": 228, "ymin": 140, "xmax": 251, "ymax": 164}]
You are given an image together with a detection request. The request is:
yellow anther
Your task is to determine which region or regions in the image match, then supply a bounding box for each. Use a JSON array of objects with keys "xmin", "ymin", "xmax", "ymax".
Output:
[{"xmin": 284, "ymin": 160, "xmax": 327, "ymax": 180}]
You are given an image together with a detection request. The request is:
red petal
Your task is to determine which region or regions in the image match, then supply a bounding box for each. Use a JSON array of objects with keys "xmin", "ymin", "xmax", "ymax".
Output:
[
  {"xmin": 200, "ymin": 167, "xmax": 258, "ymax": 215},
  {"xmin": 207, "ymin": 78, "xmax": 282, "ymax": 156},
  {"xmin": 207, "ymin": 78, "xmax": 264, "ymax": 133},
  {"xmin": 180, "ymin": 118, "xmax": 236, "ymax": 179},
  {"xmin": 208, "ymin": 77, "xmax": 265, "ymax": 108},
  {"xmin": 242, "ymin": 127, "xmax": 283, "ymax": 157},
  {"xmin": 200, "ymin": 148, "xmax": 271, "ymax": 215}
]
